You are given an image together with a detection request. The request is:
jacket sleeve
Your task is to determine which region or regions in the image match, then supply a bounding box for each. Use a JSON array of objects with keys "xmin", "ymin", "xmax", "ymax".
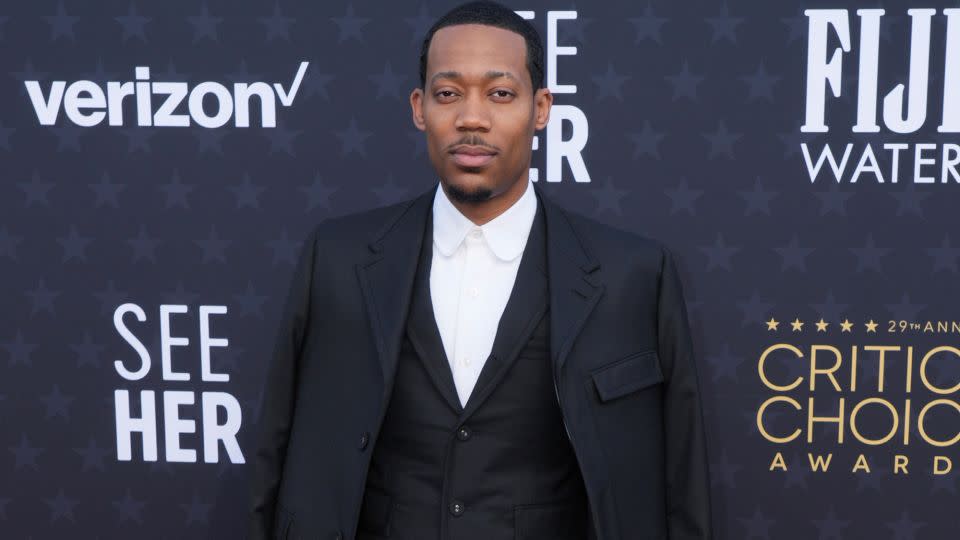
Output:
[
  {"xmin": 656, "ymin": 245, "xmax": 713, "ymax": 540},
  {"xmin": 247, "ymin": 225, "xmax": 319, "ymax": 540}
]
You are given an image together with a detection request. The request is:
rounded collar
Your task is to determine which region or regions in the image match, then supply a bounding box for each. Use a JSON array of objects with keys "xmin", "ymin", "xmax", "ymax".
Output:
[{"xmin": 431, "ymin": 179, "xmax": 536, "ymax": 262}]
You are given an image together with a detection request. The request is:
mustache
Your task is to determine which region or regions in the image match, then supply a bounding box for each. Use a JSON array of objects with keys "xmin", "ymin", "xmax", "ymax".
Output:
[{"xmin": 446, "ymin": 135, "xmax": 500, "ymax": 153}]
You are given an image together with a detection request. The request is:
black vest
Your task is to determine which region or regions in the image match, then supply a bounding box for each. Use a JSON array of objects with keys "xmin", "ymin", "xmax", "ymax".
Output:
[{"xmin": 358, "ymin": 195, "xmax": 589, "ymax": 540}]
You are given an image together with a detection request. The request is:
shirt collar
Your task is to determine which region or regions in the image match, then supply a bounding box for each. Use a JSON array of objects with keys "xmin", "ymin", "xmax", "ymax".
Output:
[{"xmin": 432, "ymin": 178, "xmax": 536, "ymax": 262}]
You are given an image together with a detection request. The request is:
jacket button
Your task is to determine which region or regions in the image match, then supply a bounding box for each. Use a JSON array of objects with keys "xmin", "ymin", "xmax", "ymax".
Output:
[
  {"xmin": 358, "ymin": 432, "xmax": 369, "ymax": 450},
  {"xmin": 332, "ymin": 532, "xmax": 342, "ymax": 540},
  {"xmin": 456, "ymin": 426, "xmax": 471, "ymax": 441},
  {"xmin": 449, "ymin": 500, "xmax": 465, "ymax": 516}
]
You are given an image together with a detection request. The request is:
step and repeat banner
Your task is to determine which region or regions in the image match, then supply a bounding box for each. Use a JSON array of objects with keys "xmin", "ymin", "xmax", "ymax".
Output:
[{"xmin": 2, "ymin": 0, "xmax": 957, "ymax": 538}]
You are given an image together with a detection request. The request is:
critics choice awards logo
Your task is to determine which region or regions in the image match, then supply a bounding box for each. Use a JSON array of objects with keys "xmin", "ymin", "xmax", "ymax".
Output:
[{"xmin": 756, "ymin": 314, "xmax": 960, "ymax": 476}]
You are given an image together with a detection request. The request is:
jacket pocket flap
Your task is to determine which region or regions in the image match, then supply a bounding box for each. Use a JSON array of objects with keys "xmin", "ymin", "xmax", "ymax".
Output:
[{"xmin": 590, "ymin": 350, "xmax": 663, "ymax": 402}]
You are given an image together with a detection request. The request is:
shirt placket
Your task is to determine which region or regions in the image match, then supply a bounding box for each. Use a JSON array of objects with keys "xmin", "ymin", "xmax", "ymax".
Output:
[{"xmin": 451, "ymin": 228, "xmax": 485, "ymax": 405}]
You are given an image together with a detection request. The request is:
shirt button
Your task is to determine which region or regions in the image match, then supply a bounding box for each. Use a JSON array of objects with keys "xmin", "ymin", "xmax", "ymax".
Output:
[
  {"xmin": 449, "ymin": 500, "xmax": 465, "ymax": 516},
  {"xmin": 457, "ymin": 426, "xmax": 471, "ymax": 441},
  {"xmin": 469, "ymin": 286, "xmax": 480, "ymax": 297},
  {"xmin": 469, "ymin": 229, "xmax": 482, "ymax": 239},
  {"xmin": 358, "ymin": 432, "xmax": 369, "ymax": 451}
]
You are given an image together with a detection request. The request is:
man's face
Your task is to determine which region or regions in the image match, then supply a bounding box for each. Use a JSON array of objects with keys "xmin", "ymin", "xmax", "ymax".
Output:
[{"xmin": 410, "ymin": 24, "xmax": 552, "ymax": 203}]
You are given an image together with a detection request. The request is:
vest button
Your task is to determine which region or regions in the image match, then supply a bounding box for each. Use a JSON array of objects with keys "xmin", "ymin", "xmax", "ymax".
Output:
[
  {"xmin": 449, "ymin": 500, "xmax": 465, "ymax": 516},
  {"xmin": 456, "ymin": 426, "xmax": 471, "ymax": 441},
  {"xmin": 358, "ymin": 432, "xmax": 369, "ymax": 450}
]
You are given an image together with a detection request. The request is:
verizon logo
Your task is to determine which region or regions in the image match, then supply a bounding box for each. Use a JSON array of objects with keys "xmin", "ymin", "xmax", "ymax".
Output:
[{"xmin": 24, "ymin": 61, "xmax": 309, "ymax": 128}]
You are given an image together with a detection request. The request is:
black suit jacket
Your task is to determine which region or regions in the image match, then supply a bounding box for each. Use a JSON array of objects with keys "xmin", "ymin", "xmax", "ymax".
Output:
[{"xmin": 247, "ymin": 183, "xmax": 713, "ymax": 540}]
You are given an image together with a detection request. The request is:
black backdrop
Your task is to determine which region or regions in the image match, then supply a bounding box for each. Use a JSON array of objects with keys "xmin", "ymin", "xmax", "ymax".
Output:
[{"xmin": 3, "ymin": 1, "xmax": 959, "ymax": 538}]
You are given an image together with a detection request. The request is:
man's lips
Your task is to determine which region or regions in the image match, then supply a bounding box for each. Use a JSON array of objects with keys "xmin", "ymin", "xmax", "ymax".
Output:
[{"xmin": 449, "ymin": 145, "xmax": 498, "ymax": 168}]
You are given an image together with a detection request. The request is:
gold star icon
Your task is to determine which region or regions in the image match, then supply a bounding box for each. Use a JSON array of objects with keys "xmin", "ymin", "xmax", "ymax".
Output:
[
  {"xmin": 865, "ymin": 320, "xmax": 878, "ymax": 333},
  {"xmin": 791, "ymin": 318, "xmax": 804, "ymax": 332},
  {"xmin": 766, "ymin": 318, "xmax": 779, "ymax": 331},
  {"xmin": 815, "ymin": 318, "xmax": 829, "ymax": 332},
  {"xmin": 840, "ymin": 319, "xmax": 853, "ymax": 332}
]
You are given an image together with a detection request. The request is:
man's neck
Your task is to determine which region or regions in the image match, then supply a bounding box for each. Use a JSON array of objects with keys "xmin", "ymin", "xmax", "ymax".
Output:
[{"xmin": 443, "ymin": 175, "xmax": 530, "ymax": 226}]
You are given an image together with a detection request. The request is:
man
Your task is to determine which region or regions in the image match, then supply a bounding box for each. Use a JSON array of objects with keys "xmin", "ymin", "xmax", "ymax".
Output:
[{"xmin": 247, "ymin": 2, "xmax": 712, "ymax": 539}]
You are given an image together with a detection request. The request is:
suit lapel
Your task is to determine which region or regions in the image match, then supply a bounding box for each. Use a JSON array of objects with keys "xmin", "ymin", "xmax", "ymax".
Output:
[
  {"xmin": 405, "ymin": 209, "xmax": 468, "ymax": 414},
  {"xmin": 537, "ymin": 184, "xmax": 605, "ymax": 376},
  {"xmin": 355, "ymin": 188, "xmax": 434, "ymax": 399}
]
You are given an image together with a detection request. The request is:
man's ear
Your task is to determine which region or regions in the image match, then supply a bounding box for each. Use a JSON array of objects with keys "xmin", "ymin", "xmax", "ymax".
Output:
[
  {"xmin": 410, "ymin": 88, "xmax": 426, "ymax": 131},
  {"xmin": 533, "ymin": 87, "xmax": 553, "ymax": 130}
]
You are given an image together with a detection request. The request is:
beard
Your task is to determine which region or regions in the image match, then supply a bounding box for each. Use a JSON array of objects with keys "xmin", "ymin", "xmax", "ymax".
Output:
[{"xmin": 445, "ymin": 180, "xmax": 494, "ymax": 203}]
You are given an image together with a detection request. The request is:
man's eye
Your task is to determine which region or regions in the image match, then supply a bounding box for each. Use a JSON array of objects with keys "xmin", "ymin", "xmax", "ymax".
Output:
[
  {"xmin": 436, "ymin": 91, "xmax": 456, "ymax": 98},
  {"xmin": 493, "ymin": 90, "xmax": 513, "ymax": 98}
]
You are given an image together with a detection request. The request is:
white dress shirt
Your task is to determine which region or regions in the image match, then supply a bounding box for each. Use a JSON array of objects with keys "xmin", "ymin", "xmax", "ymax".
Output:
[{"xmin": 430, "ymin": 179, "xmax": 537, "ymax": 407}]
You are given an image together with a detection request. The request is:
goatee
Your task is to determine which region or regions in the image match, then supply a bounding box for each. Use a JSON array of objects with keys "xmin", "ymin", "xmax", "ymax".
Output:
[{"xmin": 445, "ymin": 182, "xmax": 493, "ymax": 203}]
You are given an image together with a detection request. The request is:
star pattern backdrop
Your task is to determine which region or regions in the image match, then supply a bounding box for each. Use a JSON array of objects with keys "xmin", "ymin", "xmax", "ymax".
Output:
[{"xmin": 2, "ymin": 0, "xmax": 959, "ymax": 539}]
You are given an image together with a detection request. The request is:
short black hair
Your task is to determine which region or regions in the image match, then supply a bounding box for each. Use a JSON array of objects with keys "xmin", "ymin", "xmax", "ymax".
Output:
[{"xmin": 418, "ymin": 1, "xmax": 545, "ymax": 91}]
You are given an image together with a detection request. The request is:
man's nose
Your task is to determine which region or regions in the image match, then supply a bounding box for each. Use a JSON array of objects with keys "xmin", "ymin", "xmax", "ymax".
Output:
[{"xmin": 455, "ymin": 96, "xmax": 491, "ymax": 131}]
